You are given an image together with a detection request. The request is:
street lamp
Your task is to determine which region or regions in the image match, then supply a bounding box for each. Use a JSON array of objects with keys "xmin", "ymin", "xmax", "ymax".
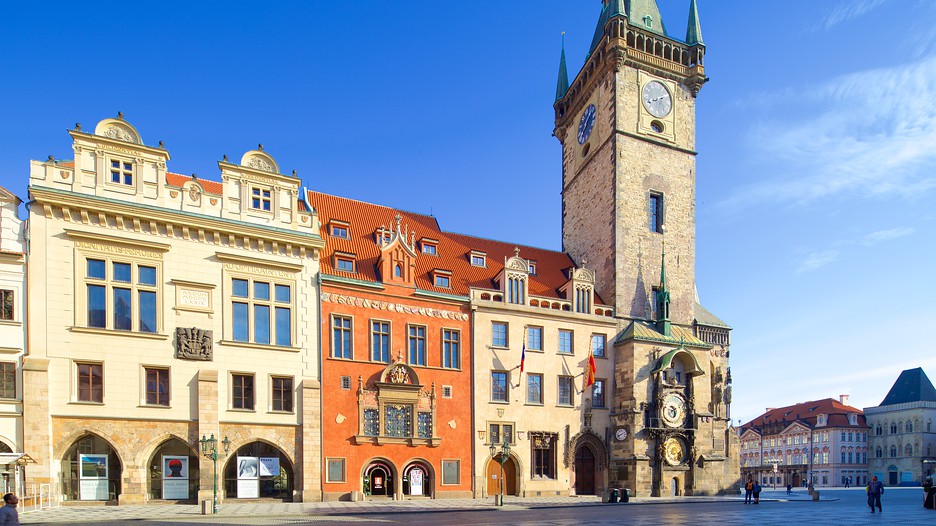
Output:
[
  {"xmin": 490, "ymin": 438, "xmax": 511, "ymax": 506},
  {"xmin": 199, "ymin": 434, "xmax": 231, "ymax": 514}
]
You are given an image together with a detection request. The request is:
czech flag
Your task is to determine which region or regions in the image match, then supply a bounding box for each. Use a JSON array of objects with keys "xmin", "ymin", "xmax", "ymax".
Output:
[
  {"xmin": 520, "ymin": 341, "xmax": 526, "ymax": 374},
  {"xmin": 584, "ymin": 351, "xmax": 596, "ymax": 388}
]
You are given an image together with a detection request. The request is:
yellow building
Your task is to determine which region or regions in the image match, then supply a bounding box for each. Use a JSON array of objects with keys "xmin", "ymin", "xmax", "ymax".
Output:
[{"xmin": 25, "ymin": 115, "xmax": 325, "ymax": 504}]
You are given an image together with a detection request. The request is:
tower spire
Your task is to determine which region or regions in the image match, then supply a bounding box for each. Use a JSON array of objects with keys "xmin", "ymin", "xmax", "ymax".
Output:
[
  {"xmin": 657, "ymin": 225, "xmax": 671, "ymax": 336},
  {"xmin": 555, "ymin": 33, "xmax": 569, "ymax": 101},
  {"xmin": 686, "ymin": 0, "xmax": 703, "ymax": 46}
]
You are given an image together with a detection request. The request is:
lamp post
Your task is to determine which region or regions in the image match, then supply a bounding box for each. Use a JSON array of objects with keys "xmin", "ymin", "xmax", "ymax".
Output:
[
  {"xmin": 490, "ymin": 438, "xmax": 511, "ymax": 506},
  {"xmin": 199, "ymin": 434, "xmax": 231, "ymax": 514}
]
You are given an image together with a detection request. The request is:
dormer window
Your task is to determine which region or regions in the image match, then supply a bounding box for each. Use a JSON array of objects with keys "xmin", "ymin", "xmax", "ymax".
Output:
[
  {"xmin": 110, "ymin": 159, "xmax": 133, "ymax": 185},
  {"xmin": 330, "ymin": 222, "xmax": 350, "ymax": 239},
  {"xmin": 470, "ymin": 252, "xmax": 486, "ymax": 267},
  {"xmin": 334, "ymin": 253, "xmax": 356, "ymax": 273},
  {"xmin": 433, "ymin": 270, "xmax": 452, "ymax": 289},
  {"xmin": 574, "ymin": 285, "xmax": 592, "ymax": 314},
  {"xmin": 528, "ymin": 262, "xmax": 537, "ymax": 275},
  {"xmin": 507, "ymin": 275, "xmax": 525, "ymax": 305},
  {"xmin": 251, "ymin": 186, "xmax": 272, "ymax": 211},
  {"xmin": 421, "ymin": 240, "xmax": 438, "ymax": 255}
]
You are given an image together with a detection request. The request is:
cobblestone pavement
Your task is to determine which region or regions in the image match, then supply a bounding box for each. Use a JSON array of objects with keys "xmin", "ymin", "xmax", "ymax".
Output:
[{"xmin": 20, "ymin": 487, "xmax": 934, "ymax": 525}]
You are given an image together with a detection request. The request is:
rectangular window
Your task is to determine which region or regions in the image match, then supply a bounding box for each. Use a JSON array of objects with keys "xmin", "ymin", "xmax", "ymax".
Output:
[
  {"xmin": 442, "ymin": 329, "xmax": 460, "ymax": 369},
  {"xmin": 531, "ymin": 433, "xmax": 557, "ymax": 479},
  {"xmin": 408, "ymin": 325, "xmax": 426, "ymax": 366},
  {"xmin": 231, "ymin": 373, "xmax": 254, "ymax": 410},
  {"xmin": 488, "ymin": 423, "xmax": 514, "ymax": 445},
  {"xmin": 0, "ymin": 362, "xmax": 15, "ymax": 399},
  {"xmin": 527, "ymin": 326, "xmax": 543, "ymax": 351},
  {"xmin": 329, "ymin": 223, "xmax": 349, "ymax": 239},
  {"xmin": 591, "ymin": 334, "xmax": 606, "ymax": 358},
  {"xmin": 592, "ymin": 379, "xmax": 606, "ymax": 408},
  {"xmin": 326, "ymin": 458, "xmax": 346, "ymax": 483},
  {"xmin": 558, "ymin": 329, "xmax": 573, "ymax": 354},
  {"xmin": 558, "ymin": 376, "xmax": 573, "ymax": 406},
  {"xmin": 442, "ymin": 460, "xmax": 460, "ymax": 485},
  {"xmin": 363, "ymin": 408, "xmax": 379, "ymax": 436},
  {"xmin": 85, "ymin": 258, "xmax": 158, "ymax": 333},
  {"xmin": 470, "ymin": 253, "xmax": 486, "ymax": 267},
  {"xmin": 340, "ymin": 376, "xmax": 351, "ymax": 390},
  {"xmin": 384, "ymin": 404, "xmax": 413, "ymax": 437},
  {"xmin": 77, "ymin": 362, "xmax": 103, "ymax": 403},
  {"xmin": 335, "ymin": 256, "xmax": 355, "ymax": 273},
  {"xmin": 371, "ymin": 321, "xmax": 390, "ymax": 363},
  {"xmin": 231, "ymin": 278, "xmax": 292, "ymax": 346},
  {"xmin": 491, "ymin": 371, "xmax": 508, "ymax": 402},
  {"xmin": 434, "ymin": 274, "xmax": 451, "ymax": 288},
  {"xmin": 526, "ymin": 374, "xmax": 543, "ymax": 405},
  {"xmin": 251, "ymin": 187, "xmax": 272, "ymax": 211},
  {"xmin": 271, "ymin": 376, "xmax": 293, "ymax": 412},
  {"xmin": 0, "ymin": 290, "xmax": 13, "ymax": 320},
  {"xmin": 649, "ymin": 192, "xmax": 663, "ymax": 233},
  {"xmin": 144, "ymin": 367, "xmax": 169, "ymax": 406},
  {"xmin": 421, "ymin": 242, "xmax": 437, "ymax": 255},
  {"xmin": 332, "ymin": 316, "xmax": 352, "ymax": 359},
  {"xmin": 110, "ymin": 159, "xmax": 133, "ymax": 185},
  {"xmin": 528, "ymin": 262, "xmax": 536, "ymax": 275},
  {"xmin": 492, "ymin": 322, "xmax": 508, "ymax": 348}
]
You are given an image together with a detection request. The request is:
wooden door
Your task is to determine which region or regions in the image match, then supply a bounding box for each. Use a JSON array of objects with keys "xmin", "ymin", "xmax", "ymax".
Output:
[
  {"xmin": 574, "ymin": 446, "xmax": 595, "ymax": 495},
  {"xmin": 486, "ymin": 455, "xmax": 517, "ymax": 496}
]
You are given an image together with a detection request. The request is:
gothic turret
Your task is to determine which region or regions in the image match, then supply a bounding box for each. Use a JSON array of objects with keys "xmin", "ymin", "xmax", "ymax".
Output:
[
  {"xmin": 686, "ymin": 0, "xmax": 703, "ymax": 46},
  {"xmin": 656, "ymin": 229, "xmax": 672, "ymax": 337},
  {"xmin": 555, "ymin": 34, "xmax": 569, "ymax": 101}
]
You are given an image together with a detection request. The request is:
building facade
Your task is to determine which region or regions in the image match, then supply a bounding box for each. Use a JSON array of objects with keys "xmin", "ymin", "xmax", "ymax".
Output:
[
  {"xmin": 307, "ymin": 192, "xmax": 474, "ymax": 501},
  {"xmin": 740, "ymin": 397, "xmax": 869, "ymax": 488},
  {"xmin": 0, "ymin": 186, "xmax": 27, "ymax": 494},
  {"xmin": 25, "ymin": 116, "xmax": 325, "ymax": 504},
  {"xmin": 865, "ymin": 368, "xmax": 936, "ymax": 486},
  {"xmin": 552, "ymin": 0, "xmax": 738, "ymax": 496}
]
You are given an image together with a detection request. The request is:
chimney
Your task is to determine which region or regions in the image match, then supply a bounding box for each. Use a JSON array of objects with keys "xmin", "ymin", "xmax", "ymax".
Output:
[{"xmin": 839, "ymin": 394, "xmax": 849, "ymax": 406}]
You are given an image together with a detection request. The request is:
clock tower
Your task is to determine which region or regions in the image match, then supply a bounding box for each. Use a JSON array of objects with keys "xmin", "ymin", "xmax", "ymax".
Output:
[{"xmin": 553, "ymin": 0, "xmax": 738, "ymax": 496}]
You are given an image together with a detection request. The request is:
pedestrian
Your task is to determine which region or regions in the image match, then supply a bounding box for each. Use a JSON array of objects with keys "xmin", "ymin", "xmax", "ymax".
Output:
[
  {"xmin": 867, "ymin": 476, "xmax": 884, "ymax": 513},
  {"xmin": 844, "ymin": 476, "xmax": 850, "ymax": 489},
  {"xmin": 786, "ymin": 483, "xmax": 792, "ymax": 495},
  {"xmin": 0, "ymin": 493, "xmax": 19, "ymax": 526},
  {"xmin": 753, "ymin": 481, "xmax": 761, "ymax": 504},
  {"xmin": 923, "ymin": 477, "xmax": 934, "ymax": 509},
  {"xmin": 744, "ymin": 477, "xmax": 753, "ymax": 504}
]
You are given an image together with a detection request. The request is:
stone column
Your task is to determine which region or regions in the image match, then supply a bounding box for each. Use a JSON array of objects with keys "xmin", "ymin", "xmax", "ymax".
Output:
[
  {"xmin": 22, "ymin": 357, "xmax": 51, "ymax": 499},
  {"xmin": 299, "ymin": 378, "xmax": 321, "ymax": 502},
  {"xmin": 196, "ymin": 370, "xmax": 219, "ymax": 505}
]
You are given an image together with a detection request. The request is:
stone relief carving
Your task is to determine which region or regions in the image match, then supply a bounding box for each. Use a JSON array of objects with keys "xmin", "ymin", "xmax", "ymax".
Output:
[
  {"xmin": 188, "ymin": 185, "xmax": 201, "ymax": 204},
  {"xmin": 175, "ymin": 327, "xmax": 213, "ymax": 361},
  {"xmin": 103, "ymin": 126, "xmax": 135, "ymax": 143},
  {"xmin": 321, "ymin": 292, "xmax": 469, "ymax": 321},
  {"xmin": 245, "ymin": 156, "xmax": 275, "ymax": 173}
]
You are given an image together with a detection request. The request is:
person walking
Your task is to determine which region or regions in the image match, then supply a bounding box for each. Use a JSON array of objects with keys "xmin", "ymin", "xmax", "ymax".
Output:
[
  {"xmin": 923, "ymin": 477, "xmax": 934, "ymax": 509},
  {"xmin": 786, "ymin": 483, "xmax": 792, "ymax": 495},
  {"xmin": 867, "ymin": 476, "xmax": 884, "ymax": 513},
  {"xmin": 844, "ymin": 476, "xmax": 850, "ymax": 489},
  {"xmin": 0, "ymin": 493, "xmax": 19, "ymax": 526},
  {"xmin": 753, "ymin": 481, "xmax": 761, "ymax": 504},
  {"xmin": 744, "ymin": 477, "xmax": 754, "ymax": 504}
]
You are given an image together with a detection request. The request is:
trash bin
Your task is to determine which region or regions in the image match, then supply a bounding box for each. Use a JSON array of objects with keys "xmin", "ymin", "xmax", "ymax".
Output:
[
  {"xmin": 608, "ymin": 488, "xmax": 619, "ymax": 503},
  {"xmin": 201, "ymin": 499, "xmax": 212, "ymax": 515},
  {"xmin": 621, "ymin": 488, "xmax": 630, "ymax": 503}
]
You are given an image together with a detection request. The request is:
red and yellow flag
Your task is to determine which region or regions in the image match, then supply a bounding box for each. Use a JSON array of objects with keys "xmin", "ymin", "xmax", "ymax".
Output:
[{"xmin": 584, "ymin": 351, "xmax": 596, "ymax": 388}]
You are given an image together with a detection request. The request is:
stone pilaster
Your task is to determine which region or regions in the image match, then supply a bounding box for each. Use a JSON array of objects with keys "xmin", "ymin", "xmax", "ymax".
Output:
[
  {"xmin": 196, "ymin": 369, "xmax": 220, "ymax": 504},
  {"xmin": 22, "ymin": 357, "xmax": 51, "ymax": 495},
  {"xmin": 299, "ymin": 378, "xmax": 321, "ymax": 502}
]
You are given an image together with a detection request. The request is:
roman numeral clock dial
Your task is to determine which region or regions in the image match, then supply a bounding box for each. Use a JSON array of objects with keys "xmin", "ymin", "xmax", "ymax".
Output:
[{"xmin": 577, "ymin": 104, "xmax": 596, "ymax": 144}]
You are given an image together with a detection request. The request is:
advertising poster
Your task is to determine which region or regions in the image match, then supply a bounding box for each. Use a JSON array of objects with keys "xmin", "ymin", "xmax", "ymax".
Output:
[
  {"xmin": 410, "ymin": 468, "xmax": 423, "ymax": 495},
  {"xmin": 259, "ymin": 457, "xmax": 279, "ymax": 477},
  {"xmin": 237, "ymin": 456, "xmax": 259, "ymax": 499},
  {"xmin": 78, "ymin": 454, "xmax": 109, "ymax": 500},
  {"xmin": 162, "ymin": 455, "xmax": 189, "ymax": 500}
]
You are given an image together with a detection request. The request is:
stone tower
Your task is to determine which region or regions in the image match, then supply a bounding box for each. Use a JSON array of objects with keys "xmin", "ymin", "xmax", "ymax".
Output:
[{"xmin": 554, "ymin": 0, "xmax": 738, "ymax": 496}]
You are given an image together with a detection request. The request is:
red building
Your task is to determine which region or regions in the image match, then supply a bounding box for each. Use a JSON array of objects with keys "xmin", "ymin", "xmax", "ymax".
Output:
[{"xmin": 308, "ymin": 192, "xmax": 473, "ymax": 501}]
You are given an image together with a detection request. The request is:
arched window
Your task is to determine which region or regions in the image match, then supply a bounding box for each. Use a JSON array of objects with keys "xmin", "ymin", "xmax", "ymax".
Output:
[
  {"xmin": 890, "ymin": 446, "xmax": 897, "ymax": 457},
  {"xmin": 875, "ymin": 447, "xmax": 882, "ymax": 458},
  {"xmin": 905, "ymin": 444, "xmax": 913, "ymax": 457},
  {"xmin": 507, "ymin": 276, "xmax": 525, "ymax": 305},
  {"xmin": 876, "ymin": 425, "xmax": 882, "ymax": 435},
  {"xmin": 906, "ymin": 422, "xmax": 913, "ymax": 433},
  {"xmin": 394, "ymin": 264, "xmax": 402, "ymax": 278},
  {"xmin": 890, "ymin": 423, "xmax": 897, "ymax": 434}
]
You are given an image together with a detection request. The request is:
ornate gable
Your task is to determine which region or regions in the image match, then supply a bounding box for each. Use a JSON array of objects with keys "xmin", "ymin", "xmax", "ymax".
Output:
[{"xmin": 377, "ymin": 214, "xmax": 418, "ymax": 286}]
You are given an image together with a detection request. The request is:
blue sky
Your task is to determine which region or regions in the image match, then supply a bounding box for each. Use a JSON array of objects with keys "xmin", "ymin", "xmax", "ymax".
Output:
[{"xmin": 2, "ymin": 1, "xmax": 934, "ymax": 424}]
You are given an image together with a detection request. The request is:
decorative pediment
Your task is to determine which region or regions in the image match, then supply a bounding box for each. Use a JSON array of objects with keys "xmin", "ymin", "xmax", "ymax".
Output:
[
  {"xmin": 570, "ymin": 267, "xmax": 595, "ymax": 283},
  {"xmin": 240, "ymin": 146, "xmax": 279, "ymax": 174},
  {"xmin": 94, "ymin": 116, "xmax": 142, "ymax": 145},
  {"xmin": 379, "ymin": 360, "xmax": 420, "ymax": 386}
]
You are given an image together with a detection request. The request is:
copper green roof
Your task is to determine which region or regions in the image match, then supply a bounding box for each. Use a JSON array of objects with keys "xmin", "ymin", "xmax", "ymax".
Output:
[
  {"xmin": 615, "ymin": 320, "xmax": 711, "ymax": 348},
  {"xmin": 587, "ymin": 2, "xmax": 611, "ymax": 58},
  {"xmin": 651, "ymin": 346, "xmax": 704, "ymax": 376},
  {"xmin": 626, "ymin": 0, "xmax": 667, "ymax": 37},
  {"xmin": 555, "ymin": 35, "xmax": 569, "ymax": 101},
  {"xmin": 686, "ymin": 0, "xmax": 703, "ymax": 45},
  {"xmin": 694, "ymin": 302, "xmax": 730, "ymax": 329}
]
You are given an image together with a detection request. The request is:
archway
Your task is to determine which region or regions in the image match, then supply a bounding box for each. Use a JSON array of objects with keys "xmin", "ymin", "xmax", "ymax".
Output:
[
  {"xmin": 671, "ymin": 477, "xmax": 680, "ymax": 496},
  {"xmin": 364, "ymin": 460, "xmax": 396, "ymax": 498},
  {"xmin": 222, "ymin": 441, "xmax": 293, "ymax": 501},
  {"xmin": 146, "ymin": 438, "xmax": 199, "ymax": 501},
  {"xmin": 486, "ymin": 455, "xmax": 517, "ymax": 497},
  {"xmin": 402, "ymin": 460, "xmax": 432, "ymax": 498},
  {"xmin": 60, "ymin": 433, "xmax": 122, "ymax": 502},
  {"xmin": 574, "ymin": 446, "xmax": 596, "ymax": 495}
]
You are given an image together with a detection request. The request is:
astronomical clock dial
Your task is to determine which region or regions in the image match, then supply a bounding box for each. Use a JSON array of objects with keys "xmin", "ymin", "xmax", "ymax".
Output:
[
  {"xmin": 663, "ymin": 437, "xmax": 686, "ymax": 466},
  {"xmin": 615, "ymin": 427, "xmax": 628, "ymax": 441},
  {"xmin": 642, "ymin": 80, "xmax": 672, "ymax": 118},
  {"xmin": 662, "ymin": 393, "xmax": 687, "ymax": 428},
  {"xmin": 577, "ymin": 104, "xmax": 596, "ymax": 144}
]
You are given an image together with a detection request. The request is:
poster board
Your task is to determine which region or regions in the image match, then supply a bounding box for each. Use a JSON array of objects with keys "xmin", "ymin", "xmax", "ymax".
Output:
[
  {"xmin": 410, "ymin": 468, "xmax": 424, "ymax": 495},
  {"xmin": 259, "ymin": 457, "xmax": 279, "ymax": 477},
  {"xmin": 161, "ymin": 455, "xmax": 189, "ymax": 500},
  {"xmin": 237, "ymin": 456, "xmax": 259, "ymax": 498},
  {"xmin": 78, "ymin": 454, "xmax": 109, "ymax": 501}
]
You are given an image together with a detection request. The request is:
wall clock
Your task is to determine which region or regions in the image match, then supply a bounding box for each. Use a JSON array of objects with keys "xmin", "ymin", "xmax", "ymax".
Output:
[
  {"xmin": 577, "ymin": 104, "xmax": 596, "ymax": 144},
  {"xmin": 642, "ymin": 81, "xmax": 672, "ymax": 118}
]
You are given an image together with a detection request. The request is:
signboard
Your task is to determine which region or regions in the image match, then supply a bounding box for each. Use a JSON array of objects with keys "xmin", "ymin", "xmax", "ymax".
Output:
[
  {"xmin": 410, "ymin": 468, "xmax": 424, "ymax": 495},
  {"xmin": 237, "ymin": 456, "xmax": 259, "ymax": 499},
  {"xmin": 78, "ymin": 454, "xmax": 109, "ymax": 501},
  {"xmin": 162, "ymin": 455, "xmax": 189, "ymax": 500},
  {"xmin": 259, "ymin": 457, "xmax": 279, "ymax": 477}
]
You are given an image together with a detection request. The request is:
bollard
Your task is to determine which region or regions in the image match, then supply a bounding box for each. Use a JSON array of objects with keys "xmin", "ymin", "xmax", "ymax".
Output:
[
  {"xmin": 812, "ymin": 490, "xmax": 820, "ymax": 501},
  {"xmin": 201, "ymin": 499, "xmax": 211, "ymax": 515}
]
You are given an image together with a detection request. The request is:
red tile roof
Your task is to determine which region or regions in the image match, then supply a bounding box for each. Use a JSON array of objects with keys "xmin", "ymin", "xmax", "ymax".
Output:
[
  {"xmin": 306, "ymin": 190, "xmax": 602, "ymax": 302},
  {"xmin": 166, "ymin": 172, "xmax": 223, "ymax": 195},
  {"xmin": 741, "ymin": 398, "xmax": 868, "ymax": 432}
]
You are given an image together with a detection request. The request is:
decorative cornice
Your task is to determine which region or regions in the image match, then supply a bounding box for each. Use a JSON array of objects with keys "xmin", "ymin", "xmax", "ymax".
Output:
[{"xmin": 321, "ymin": 291, "xmax": 469, "ymax": 322}]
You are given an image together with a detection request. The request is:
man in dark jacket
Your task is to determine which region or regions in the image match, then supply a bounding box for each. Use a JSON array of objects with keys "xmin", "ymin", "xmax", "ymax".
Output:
[{"xmin": 868, "ymin": 476, "xmax": 884, "ymax": 513}]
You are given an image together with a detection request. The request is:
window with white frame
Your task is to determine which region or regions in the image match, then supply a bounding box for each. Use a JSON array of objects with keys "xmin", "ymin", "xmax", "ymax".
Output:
[
  {"xmin": 526, "ymin": 326, "xmax": 543, "ymax": 351},
  {"xmin": 329, "ymin": 222, "xmax": 350, "ymax": 239},
  {"xmin": 232, "ymin": 277, "xmax": 292, "ymax": 346},
  {"xmin": 0, "ymin": 362, "xmax": 15, "ymax": 399},
  {"xmin": 250, "ymin": 186, "xmax": 272, "ymax": 211},
  {"xmin": 109, "ymin": 159, "xmax": 133, "ymax": 186},
  {"xmin": 470, "ymin": 252, "xmax": 486, "ymax": 267},
  {"xmin": 421, "ymin": 240, "xmax": 438, "ymax": 255},
  {"xmin": 0, "ymin": 290, "xmax": 13, "ymax": 320},
  {"xmin": 433, "ymin": 271, "xmax": 451, "ymax": 288},
  {"xmin": 332, "ymin": 315, "xmax": 353, "ymax": 359},
  {"xmin": 85, "ymin": 258, "xmax": 159, "ymax": 333},
  {"xmin": 591, "ymin": 333, "xmax": 606, "ymax": 358}
]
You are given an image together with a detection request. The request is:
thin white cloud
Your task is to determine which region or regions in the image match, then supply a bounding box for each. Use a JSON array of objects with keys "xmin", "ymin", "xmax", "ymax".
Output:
[
  {"xmin": 811, "ymin": 0, "xmax": 888, "ymax": 32},
  {"xmin": 860, "ymin": 227, "xmax": 914, "ymax": 245},
  {"xmin": 722, "ymin": 56, "xmax": 936, "ymax": 210},
  {"xmin": 796, "ymin": 250, "xmax": 838, "ymax": 273}
]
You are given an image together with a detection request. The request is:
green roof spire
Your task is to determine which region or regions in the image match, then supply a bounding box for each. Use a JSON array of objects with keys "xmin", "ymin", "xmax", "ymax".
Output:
[
  {"xmin": 626, "ymin": 0, "xmax": 667, "ymax": 37},
  {"xmin": 609, "ymin": 0, "xmax": 627, "ymax": 19},
  {"xmin": 588, "ymin": 0, "xmax": 628, "ymax": 58},
  {"xmin": 686, "ymin": 0, "xmax": 703, "ymax": 45},
  {"xmin": 656, "ymin": 226, "xmax": 671, "ymax": 336},
  {"xmin": 555, "ymin": 33, "xmax": 570, "ymax": 101}
]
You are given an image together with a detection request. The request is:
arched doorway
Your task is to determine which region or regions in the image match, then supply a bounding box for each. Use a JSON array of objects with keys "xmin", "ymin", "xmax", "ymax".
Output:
[
  {"xmin": 486, "ymin": 455, "xmax": 517, "ymax": 497},
  {"xmin": 222, "ymin": 441, "xmax": 293, "ymax": 501},
  {"xmin": 364, "ymin": 461, "xmax": 395, "ymax": 498},
  {"xmin": 146, "ymin": 438, "xmax": 199, "ymax": 501},
  {"xmin": 402, "ymin": 461, "xmax": 431, "ymax": 498},
  {"xmin": 60, "ymin": 433, "xmax": 122, "ymax": 501},
  {"xmin": 574, "ymin": 446, "xmax": 596, "ymax": 495},
  {"xmin": 792, "ymin": 472, "xmax": 801, "ymax": 487},
  {"xmin": 671, "ymin": 476, "xmax": 680, "ymax": 496}
]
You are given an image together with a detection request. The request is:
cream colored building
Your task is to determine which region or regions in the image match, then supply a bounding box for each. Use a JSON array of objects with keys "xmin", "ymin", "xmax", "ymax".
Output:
[
  {"xmin": 0, "ymin": 186, "xmax": 27, "ymax": 493},
  {"xmin": 25, "ymin": 115, "xmax": 325, "ymax": 504}
]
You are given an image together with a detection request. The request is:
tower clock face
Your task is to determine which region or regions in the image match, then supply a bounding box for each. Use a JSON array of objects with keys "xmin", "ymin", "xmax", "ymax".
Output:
[
  {"xmin": 577, "ymin": 104, "xmax": 596, "ymax": 144},
  {"xmin": 662, "ymin": 393, "xmax": 687, "ymax": 428},
  {"xmin": 642, "ymin": 81, "xmax": 672, "ymax": 118},
  {"xmin": 663, "ymin": 437, "xmax": 686, "ymax": 466}
]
